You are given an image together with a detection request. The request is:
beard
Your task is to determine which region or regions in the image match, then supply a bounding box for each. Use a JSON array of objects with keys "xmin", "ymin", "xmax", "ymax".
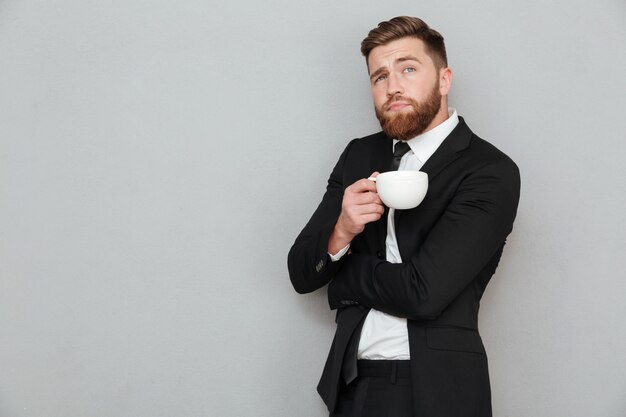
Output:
[{"xmin": 375, "ymin": 83, "xmax": 442, "ymax": 141}]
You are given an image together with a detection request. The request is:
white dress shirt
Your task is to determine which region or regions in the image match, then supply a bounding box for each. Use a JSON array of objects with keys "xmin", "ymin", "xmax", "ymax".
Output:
[{"xmin": 331, "ymin": 108, "xmax": 459, "ymax": 359}]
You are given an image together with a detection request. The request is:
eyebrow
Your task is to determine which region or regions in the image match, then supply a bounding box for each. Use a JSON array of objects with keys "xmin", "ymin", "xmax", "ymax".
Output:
[{"xmin": 369, "ymin": 55, "xmax": 423, "ymax": 81}]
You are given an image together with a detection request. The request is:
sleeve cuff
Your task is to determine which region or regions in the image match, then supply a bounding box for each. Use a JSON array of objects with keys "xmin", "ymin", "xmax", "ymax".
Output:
[{"xmin": 329, "ymin": 244, "xmax": 351, "ymax": 262}]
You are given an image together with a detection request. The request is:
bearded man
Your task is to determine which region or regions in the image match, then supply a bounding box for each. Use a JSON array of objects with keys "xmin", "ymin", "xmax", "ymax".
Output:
[{"xmin": 288, "ymin": 16, "xmax": 520, "ymax": 417}]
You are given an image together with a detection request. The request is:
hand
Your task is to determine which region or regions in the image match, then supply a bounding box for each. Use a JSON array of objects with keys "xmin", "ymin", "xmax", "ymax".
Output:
[{"xmin": 328, "ymin": 172, "xmax": 384, "ymax": 254}]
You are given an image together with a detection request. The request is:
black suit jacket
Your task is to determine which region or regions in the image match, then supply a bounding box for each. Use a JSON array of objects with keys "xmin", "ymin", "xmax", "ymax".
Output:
[{"xmin": 288, "ymin": 118, "xmax": 520, "ymax": 417}]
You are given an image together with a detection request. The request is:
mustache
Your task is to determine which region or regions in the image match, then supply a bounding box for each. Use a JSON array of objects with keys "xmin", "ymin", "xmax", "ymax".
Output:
[{"xmin": 382, "ymin": 96, "xmax": 416, "ymax": 111}]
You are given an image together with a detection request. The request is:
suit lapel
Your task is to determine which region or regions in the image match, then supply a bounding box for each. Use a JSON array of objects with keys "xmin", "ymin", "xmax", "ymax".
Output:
[
  {"xmin": 394, "ymin": 118, "xmax": 474, "ymax": 246},
  {"xmin": 372, "ymin": 119, "xmax": 474, "ymax": 257},
  {"xmin": 419, "ymin": 117, "xmax": 473, "ymax": 181},
  {"xmin": 370, "ymin": 133, "xmax": 394, "ymax": 253},
  {"xmin": 370, "ymin": 132, "xmax": 394, "ymax": 173}
]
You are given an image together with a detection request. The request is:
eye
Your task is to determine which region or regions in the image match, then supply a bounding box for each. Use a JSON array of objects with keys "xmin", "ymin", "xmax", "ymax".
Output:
[
  {"xmin": 374, "ymin": 74, "xmax": 387, "ymax": 84},
  {"xmin": 403, "ymin": 67, "xmax": 416, "ymax": 73}
]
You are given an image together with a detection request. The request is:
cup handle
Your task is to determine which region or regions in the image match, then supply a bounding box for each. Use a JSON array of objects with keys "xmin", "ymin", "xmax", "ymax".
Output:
[{"xmin": 367, "ymin": 176, "xmax": 377, "ymax": 182}]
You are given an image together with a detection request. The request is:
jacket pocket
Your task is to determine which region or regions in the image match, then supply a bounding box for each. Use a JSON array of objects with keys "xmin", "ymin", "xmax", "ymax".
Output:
[{"xmin": 426, "ymin": 327, "xmax": 486, "ymax": 355}]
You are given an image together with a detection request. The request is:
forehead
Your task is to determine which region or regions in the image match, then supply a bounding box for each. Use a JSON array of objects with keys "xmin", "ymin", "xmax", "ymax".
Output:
[{"xmin": 367, "ymin": 37, "xmax": 432, "ymax": 71}]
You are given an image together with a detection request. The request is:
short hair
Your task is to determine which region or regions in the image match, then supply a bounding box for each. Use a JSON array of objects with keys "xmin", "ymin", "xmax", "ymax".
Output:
[{"xmin": 361, "ymin": 16, "xmax": 448, "ymax": 70}]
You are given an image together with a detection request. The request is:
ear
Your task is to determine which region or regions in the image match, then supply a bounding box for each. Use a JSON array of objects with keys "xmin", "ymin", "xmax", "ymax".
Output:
[{"xmin": 439, "ymin": 67, "xmax": 452, "ymax": 96}]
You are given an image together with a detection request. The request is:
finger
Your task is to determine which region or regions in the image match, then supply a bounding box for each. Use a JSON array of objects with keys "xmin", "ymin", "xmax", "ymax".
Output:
[
  {"xmin": 349, "ymin": 202, "xmax": 385, "ymax": 217},
  {"xmin": 363, "ymin": 203, "xmax": 385, "ymax": 215},
  {"xmin": 348, "ymin": 191, "xmax": 383, "ymax": 206},
  {"xmin": 369, "ymin": 192, "xmax": 383, "ymax": 206},
  {"xmin": 358, "ymin": 212, "xmax": 383, "ymax": 224},
  {"xmin": 369, "ymin": 171, "xmax": 380, "ymax": 178},
  {"xmin": 347, "ymin": 178, "xmax": 378, "ymax": 193}
]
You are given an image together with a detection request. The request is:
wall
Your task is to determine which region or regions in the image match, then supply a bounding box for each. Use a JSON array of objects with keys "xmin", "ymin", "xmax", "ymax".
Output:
[{"xmin": 1, "ymin": 0, "xmax": 625, "ymax": 416}]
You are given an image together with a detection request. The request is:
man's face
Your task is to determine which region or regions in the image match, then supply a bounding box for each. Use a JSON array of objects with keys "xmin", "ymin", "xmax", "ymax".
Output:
[{"xmin": 368, "ymin": 37, "xmax": 450, "ymax": 140}]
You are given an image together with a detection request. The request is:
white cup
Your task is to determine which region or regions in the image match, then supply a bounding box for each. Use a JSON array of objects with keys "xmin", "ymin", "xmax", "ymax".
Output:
[{"xmin": 368, "ymin": 171, "xmax": 428, "ymax": 210}]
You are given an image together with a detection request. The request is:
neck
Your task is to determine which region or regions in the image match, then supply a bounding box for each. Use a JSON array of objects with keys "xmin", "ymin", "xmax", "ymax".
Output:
[{"xmin": 423, "ymin": 98, "xmax": 449, "ymax": 134}]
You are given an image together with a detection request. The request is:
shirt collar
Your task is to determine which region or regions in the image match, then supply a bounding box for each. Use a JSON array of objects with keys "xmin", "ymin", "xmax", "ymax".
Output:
[{"xmin": 393, "ymin": 108, "xmax": 459, "ymax": 164}]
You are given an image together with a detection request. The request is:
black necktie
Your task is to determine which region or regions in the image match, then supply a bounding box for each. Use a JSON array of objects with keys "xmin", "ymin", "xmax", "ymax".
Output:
[{"xmin": 390, "ymin": 141, "xmax": 411, "ymax": 171}]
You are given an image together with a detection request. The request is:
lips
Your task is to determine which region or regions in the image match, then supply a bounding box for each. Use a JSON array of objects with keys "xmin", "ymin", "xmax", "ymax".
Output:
[
  {"xmin": 387, "ymin": 102, "xmax": 410, "ymax": 111},
  {"xmin": 384, "ymin": 98, "xmax": 413, "ymax": 112}
]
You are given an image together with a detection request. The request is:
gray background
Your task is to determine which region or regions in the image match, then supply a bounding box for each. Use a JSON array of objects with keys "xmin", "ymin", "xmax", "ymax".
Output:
[{"xmin": 1, "ymin": 0, "xmax": 625, "ymax": 416}]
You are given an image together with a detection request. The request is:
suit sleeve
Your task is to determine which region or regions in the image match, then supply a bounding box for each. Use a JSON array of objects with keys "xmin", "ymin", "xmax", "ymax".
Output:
[
  {"xmin": 287, "ymin": 140, "xmax": 356, "ymax": 294},
  {"xmin": 327, "ymin": 156, "xmax": 521, "ymax": 319}
]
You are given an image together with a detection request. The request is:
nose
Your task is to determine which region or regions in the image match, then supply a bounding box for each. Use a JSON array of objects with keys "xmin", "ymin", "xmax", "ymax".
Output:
[{"xmin": 386, "ymin": 73, "xmax": 404, "ymax": 97}]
